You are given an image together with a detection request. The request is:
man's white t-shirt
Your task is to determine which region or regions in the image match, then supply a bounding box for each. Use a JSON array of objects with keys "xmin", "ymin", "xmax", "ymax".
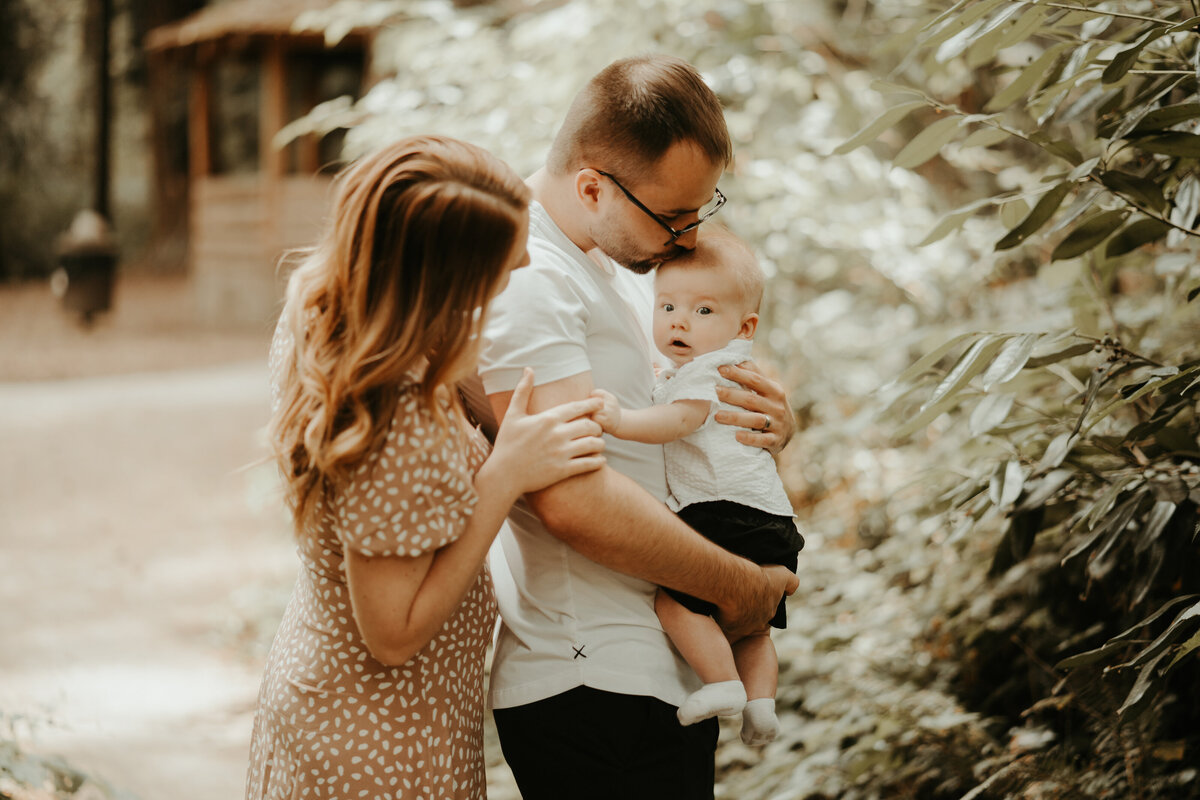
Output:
[{"xmin": 477, "ymin": 201, "xmax": 700, "ymax": 710}]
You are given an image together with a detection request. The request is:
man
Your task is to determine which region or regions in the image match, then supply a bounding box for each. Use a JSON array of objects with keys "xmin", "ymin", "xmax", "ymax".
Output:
[{"xmin": 475, "ymin": 55, "xmax": 798, "ymax": 799}]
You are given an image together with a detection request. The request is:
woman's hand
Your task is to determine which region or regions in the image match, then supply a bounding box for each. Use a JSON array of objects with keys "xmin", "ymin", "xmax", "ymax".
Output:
[
  {"xmin": 486, "ymin": 368, "xmax": 607, "ymax": 496},
  {"xmin": 714, "ymin": 361, "xmax": 795, "ymax": 455}
]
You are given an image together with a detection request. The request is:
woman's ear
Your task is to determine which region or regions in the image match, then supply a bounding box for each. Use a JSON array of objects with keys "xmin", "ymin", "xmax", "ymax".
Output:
[{"xmin": 739, "ymin": 312, "xmax": 759, "ymax": 340}]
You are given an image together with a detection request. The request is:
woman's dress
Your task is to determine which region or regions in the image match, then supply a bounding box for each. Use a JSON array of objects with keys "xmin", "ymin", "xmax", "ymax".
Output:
[{"xmin": 246, "ymin": 377, "xmax": 496, "ymax": 799}]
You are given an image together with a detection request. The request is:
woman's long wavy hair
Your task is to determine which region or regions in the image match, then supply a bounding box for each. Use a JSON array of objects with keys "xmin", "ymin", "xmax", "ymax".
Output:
[{"xmin": 269, "ymin": 135, "xmax": 530, "ymax": 530}]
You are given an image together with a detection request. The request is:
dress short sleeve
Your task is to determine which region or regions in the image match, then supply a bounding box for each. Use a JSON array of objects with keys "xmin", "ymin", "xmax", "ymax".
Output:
[{"xmin": 332, "ymin": 387, "xmax": 478, "ymax": 558}]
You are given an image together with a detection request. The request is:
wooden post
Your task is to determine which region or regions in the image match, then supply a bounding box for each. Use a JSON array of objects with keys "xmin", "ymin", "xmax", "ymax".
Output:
[
  {"xmin": 188, "ymin": 59, "xmax": 212, "ymax": 181},
  {"xmin": 261, "ymin": 37, "xmax": 287, "ymax": 181}
]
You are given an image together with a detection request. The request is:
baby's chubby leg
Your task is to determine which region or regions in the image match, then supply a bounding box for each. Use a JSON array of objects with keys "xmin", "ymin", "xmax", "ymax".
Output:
[
  {"xmin": 733, "ymin": 631, "xmax": 780, "ymax": 745},
  {"xmin": 655, "ymin": 590, "xmax": 746, "ymax": 725}
]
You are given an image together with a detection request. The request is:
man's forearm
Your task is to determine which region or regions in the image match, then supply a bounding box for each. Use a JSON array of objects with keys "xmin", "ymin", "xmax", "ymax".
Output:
[{"xmin": 526, "ymin": 464, "xmax": 757, "ymax": 604}]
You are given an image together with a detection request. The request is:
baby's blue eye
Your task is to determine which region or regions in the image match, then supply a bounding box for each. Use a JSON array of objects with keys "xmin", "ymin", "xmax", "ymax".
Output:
[{"xmin": 697, "ymin": 307, "xmax": 712, "ymax": 315}]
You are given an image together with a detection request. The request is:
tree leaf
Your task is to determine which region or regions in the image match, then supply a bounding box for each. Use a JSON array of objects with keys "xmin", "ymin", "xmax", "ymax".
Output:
[
  {"xmin": 918, "ymin": 208, "xmax": 977, "ymax": 247},
  {"xmin": 1166, "ymin": 628, "xmax": 1200, "ymax": 672},
  {"xmin": 1102, "ymin": 24, "xmax": 1170, "ymax": 85},
  {"xmin": 1169, "ymin": 174, "xmax": 1200, "ymax": 235},
  {"xmin": 1117, "ymin": 647, "xmax": 1171, "ymax": 718},
  {"xmin": 961, "ymin": 126, "xmax": 1011, "ymax": 148},
  {"xmin": 1136, "ymin": 500, "xmax": 1178, "ymax": 554},
  {"xmin": 991, "ymin": 5, "xmax": 1049, "ymax": 54},
  {"xmin": 985, "ymin": 41, "xmax": 1074, "ymax": 112},
  {"xmin": 1000, "ymin": 198, "xmax": 1031, "ymax": 230},
  {"xmin": 1039, "ymin": 433, "xmax": 1077, "ymax": 470},
  {"xmin": 1051, "ymin": 209, "xmax": 1129, "ymax": 261},
  {"xmin": 1000, "ymin": 459, "xmax": 1026, "ymax": 507},
  {"xmin": 919, "ymin": 0, "xmax": 1009, "ymax": 55},
  {"xmin": 893, "ymin": 114, "xmax": 965, "ymax": 169},
  {"xmin": 1116, "ymin": 600, "xmax": 1200, "ymax": 671},
  {"xmin": 1056, "ymin": 595, "xmax": 1200, "ymax": 670},
  {"xmin": 895, "ymin": 335, "xmax": 1010, "ymax": 438},
  {"xmin": 982, "ymin": 333, "xmax": 1040, "ymax": 389},
  {"xmin": 1086, "ymin": 491, "xmax": 1146, "ymax": 581},
  {"xmin": 1086, "ymin": 475, "xmax": 1142, "ymax": 531},
  {"xmin": 1131, "ymin": 102, "xmax": 1200, "ymax": 133},
  {"xmin": 1028, "ymin": 131, "xmax": 1084, "ymax": 165},
  {"xmin": 995, "ymin": 182, "xmax": 1075, "ymax": 250},
  {"xmin": 954, "ymin": 4, "xmax": 1026, "ymax": 65},
  {"xmin": 924, "ymin": 335, "xmax": 1007, "ymax": 411},
  {"xmin": 886, "ymin": 331, "xmax": 983, "ymax": 389},
  {"xmin": 834, "ymin": 100, "xmax": 928, "ymax": 155},
  {"xmin": 1025, "ymin": 341, "xmax": 1093, "ymax": 368},
  {"xmin": 1133, "ymin": 132, "xmax": 1200, "ymax": 158},
  {"xmin": 1105, "ymin": 217, "xmax": 1172, "ymax": 257},
  {"xmin": 1098, "ymin": 171, "xmax": 1167, "ymax": 213},
  {"xmin": 1016, "ymin": 469, "xmax": 1073, "ymax": 512},
  {"xmin": 970, "ymin": 392, "xmax": 1015, "ymax": 435},
  {"xmin": 1060, "ymin": 594, "xmax": 1200, "ymax": 671},
  {"xmin": 1045, "ymin": 184, "xmax": 1103, "ymax": 236}
]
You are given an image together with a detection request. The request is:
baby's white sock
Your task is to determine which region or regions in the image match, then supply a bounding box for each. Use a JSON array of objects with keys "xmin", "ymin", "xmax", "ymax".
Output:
[
  {"xmin": 740, "ymin": 697, "xmax": 779, "ymax": 745},
  {"xmin": 676, "ymin": 680, "xmax": 746, "ymax": 726}
]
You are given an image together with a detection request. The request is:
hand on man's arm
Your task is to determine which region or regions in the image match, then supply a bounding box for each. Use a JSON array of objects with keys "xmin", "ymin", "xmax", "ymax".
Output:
[
  {"xmin": 489, "ymin": 373, "xmax": 795, "ymax": 639},
  {"xmin": 714, "ymin": 361, "xmax": 796, "ymax": 455}
]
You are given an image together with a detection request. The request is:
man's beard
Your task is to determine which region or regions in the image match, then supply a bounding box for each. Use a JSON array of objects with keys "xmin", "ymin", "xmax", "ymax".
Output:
[{"xmin": 591, "ymin": 225, "xmax": 685, "ymax": 275}]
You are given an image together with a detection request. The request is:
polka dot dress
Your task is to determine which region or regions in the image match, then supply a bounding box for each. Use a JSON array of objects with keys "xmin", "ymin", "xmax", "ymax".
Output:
[{"xmin": 247, "ymin": 354, "xmax": 497, "ymax": 799}]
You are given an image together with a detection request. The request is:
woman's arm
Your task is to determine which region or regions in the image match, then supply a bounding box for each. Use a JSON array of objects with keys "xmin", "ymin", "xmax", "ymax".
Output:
[
  {"xmin": 345, "ymin": 369, "xmax": 605, "ymax": 666},
  {"xmin": 345, "ymin": 458, "xmax": 521, "ymax": 666}
]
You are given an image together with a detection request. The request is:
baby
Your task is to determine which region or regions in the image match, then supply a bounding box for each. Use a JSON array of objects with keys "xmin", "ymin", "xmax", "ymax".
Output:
[{"xmin": 591, "ymin": 227, "xmax": 803, "ymax": 746}]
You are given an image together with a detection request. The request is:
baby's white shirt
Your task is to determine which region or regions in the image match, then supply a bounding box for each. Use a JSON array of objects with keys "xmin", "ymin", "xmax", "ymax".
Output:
[{"xmin": 654, "ymin": 338, "xmax": 795, "ymax": 517}]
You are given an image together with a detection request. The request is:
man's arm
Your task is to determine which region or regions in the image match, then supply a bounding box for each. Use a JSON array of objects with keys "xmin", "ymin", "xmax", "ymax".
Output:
[
  {"xmin": 714, "ymin": 361, "xmax": 796, "ymax": 454},
  {"xmin": 489, "ymin": 373, "xmax": 796, "ymax": 638}
]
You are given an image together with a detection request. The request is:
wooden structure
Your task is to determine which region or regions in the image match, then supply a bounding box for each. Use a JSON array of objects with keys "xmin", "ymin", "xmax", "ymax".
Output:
[{"xmin": 146, "ymin": 0, "xmax": 372, "ymax": 325}]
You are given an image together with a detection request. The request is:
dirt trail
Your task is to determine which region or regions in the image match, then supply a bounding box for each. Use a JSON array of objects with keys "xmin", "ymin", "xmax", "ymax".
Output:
[
  {"xmin": 0, "ymin": 279, "xmax": 292, "ymax": 799},
  {"xmin": 0, "ymin": 360, "xmax": 297, "ymax": 800}
]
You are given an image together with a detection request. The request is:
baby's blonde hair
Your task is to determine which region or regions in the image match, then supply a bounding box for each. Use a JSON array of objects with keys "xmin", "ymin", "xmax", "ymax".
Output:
[{"xmin": 658, "ymin": 225, "xmax": 763, "ymax": 313}]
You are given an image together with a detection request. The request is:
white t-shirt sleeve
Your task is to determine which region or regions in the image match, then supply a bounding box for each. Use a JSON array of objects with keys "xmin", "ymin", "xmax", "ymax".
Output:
[{"xmin": 479, "ymin": 258, "xmax": 592, "ymax": 393}]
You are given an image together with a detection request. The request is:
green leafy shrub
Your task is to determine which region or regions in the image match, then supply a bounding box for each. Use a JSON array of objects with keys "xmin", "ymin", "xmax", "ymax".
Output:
[{"xmin": 852, "ymin": 1, "xmax": 1200, "ymax": 794}]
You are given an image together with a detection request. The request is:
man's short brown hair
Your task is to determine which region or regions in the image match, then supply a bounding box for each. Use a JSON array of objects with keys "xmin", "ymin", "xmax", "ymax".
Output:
[{"xmin": 547, "ymin": 55, "xmax": 732, "ymax": 179}]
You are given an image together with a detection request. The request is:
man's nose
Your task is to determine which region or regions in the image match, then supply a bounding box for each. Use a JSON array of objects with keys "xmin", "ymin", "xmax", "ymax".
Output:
[{"xmin": 674, "ymin": 227, "xmax": 700, "ymax": 250}]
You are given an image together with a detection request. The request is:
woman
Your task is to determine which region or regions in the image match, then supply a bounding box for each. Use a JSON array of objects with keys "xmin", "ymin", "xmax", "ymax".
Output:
[{"xmin": 246, "ymin": 135, "xmax": 606, "ymax": 799}]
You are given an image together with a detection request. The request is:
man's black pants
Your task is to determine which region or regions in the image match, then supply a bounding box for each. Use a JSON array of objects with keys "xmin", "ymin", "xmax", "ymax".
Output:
[{"xmin": 493, "ymin": 686, "xmax": 719, "ymax": 800}]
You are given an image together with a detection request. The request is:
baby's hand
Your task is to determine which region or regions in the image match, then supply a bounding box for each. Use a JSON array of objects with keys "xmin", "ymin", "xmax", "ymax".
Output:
[{"xmin": 588, "ymin": 389, "xmax": 622, "ymax": 433}]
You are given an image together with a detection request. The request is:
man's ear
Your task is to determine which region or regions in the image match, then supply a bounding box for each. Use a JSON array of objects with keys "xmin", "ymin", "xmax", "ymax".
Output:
[
  {"xmin": 739, "ymin": 312, "xmax": 759, "ymax": 339},
  {"xmin": 575, "ymin": 169, "xmax": 604, "ymax": 210}
]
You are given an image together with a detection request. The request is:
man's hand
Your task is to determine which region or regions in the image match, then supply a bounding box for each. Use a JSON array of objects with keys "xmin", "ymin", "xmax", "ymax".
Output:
[
  {"xmin": 715, "ymin": 564, "xmax": 798, "ymax": 640},
  {"xmin": 714, "ymin": 361, "xmax": 795, "ymax": 455}
]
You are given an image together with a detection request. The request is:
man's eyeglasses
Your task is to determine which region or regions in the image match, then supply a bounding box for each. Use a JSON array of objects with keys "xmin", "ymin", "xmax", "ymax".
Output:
[{"xmin": 595, "ymin": 170, "xmax": 726, "ymax": 245}]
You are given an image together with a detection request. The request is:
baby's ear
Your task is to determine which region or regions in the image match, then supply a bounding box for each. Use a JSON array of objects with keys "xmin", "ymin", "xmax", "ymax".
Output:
[{"xmin": 739, "ymin": 312, "xmax": 759, "ymax": 339}]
